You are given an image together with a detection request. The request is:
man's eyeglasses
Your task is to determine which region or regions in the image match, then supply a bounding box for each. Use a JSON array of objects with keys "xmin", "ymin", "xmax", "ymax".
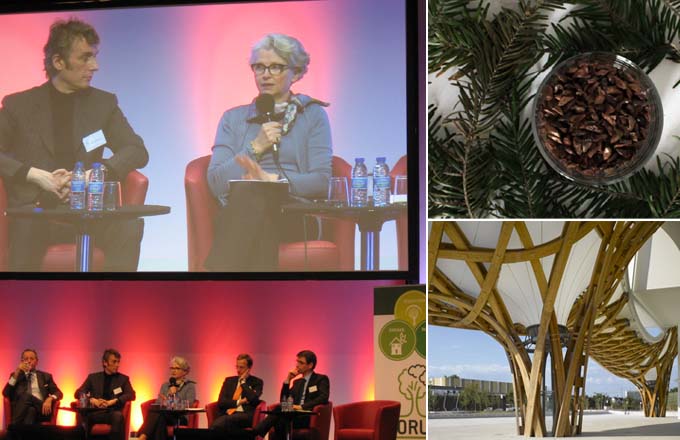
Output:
[
  {"xmin": 251, "ymin": 63, "xmax": 289, "ymax": 75},
  {"xmin": 169, "ymin": 367, "xmax": 184, "ymax": 371}
]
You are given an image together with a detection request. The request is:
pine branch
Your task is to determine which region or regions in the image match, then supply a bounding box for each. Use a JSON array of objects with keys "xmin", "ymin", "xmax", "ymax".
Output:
[
  {"xmin": 429, "ymin": 105, "xmax": 495, "ymax": 218},
  {"xmin": 612, "ymin": 155, "xmax": 680, "ymax": 217}
]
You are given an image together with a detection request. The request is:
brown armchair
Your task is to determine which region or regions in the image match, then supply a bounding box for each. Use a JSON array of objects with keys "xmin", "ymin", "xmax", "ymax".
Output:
[
  {"xmin": 333, "ymin": 400, "xmax": 401, "ymax": 440},
  {"xmin": 0, "ymin": 170, "xmax": 148, "ymax": 271},
  {"xmin": 185, "ymin": 155, "xmax": 355, "ymax": 271}
]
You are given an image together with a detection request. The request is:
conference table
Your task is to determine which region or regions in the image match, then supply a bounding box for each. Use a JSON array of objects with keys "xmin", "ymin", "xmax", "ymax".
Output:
[
  {"xmin": 5, "ymin": 204, "xmax": 170, "ymax": 272},
  {"xmin": 282, "ymin": 201, "xmax": 407, "ymax": 270}
]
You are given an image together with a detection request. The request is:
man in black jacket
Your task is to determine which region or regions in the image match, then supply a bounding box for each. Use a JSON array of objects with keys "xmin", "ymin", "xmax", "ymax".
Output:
[
  {"xmin": 75, "ymin": 348, "xmax": 136, "ymax": 440},
  {"xmin": 211, "ymin": 353, "xmax": 264, "ymax": 437},
  {"xmin": 252, "ymin": 350, "xmax": 330, "ymax": 440},
  {"xmin": 0, "ymin": 17, "xmax": 148, "ymax": 271},
  {"xmin": 2, "ymin": 348, "xmax": 63, "ymax": 425}
]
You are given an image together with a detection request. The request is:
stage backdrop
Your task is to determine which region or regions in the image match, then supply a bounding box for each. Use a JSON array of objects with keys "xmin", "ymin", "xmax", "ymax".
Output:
[
  {"xmin": 0, "ymin": 279, "xmax": 402, "ymax": 431},
  {"xmin": 0, "ymin": 0, "xmax": 408, "ymax": 271},
  {"xmin": 374, "ymin": 285, "xmax": 426, "ymax": 440}
]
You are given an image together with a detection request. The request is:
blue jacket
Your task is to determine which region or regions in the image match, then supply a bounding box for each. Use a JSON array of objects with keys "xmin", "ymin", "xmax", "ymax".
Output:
[{"xmin": 208, "ymin": 93, "xmax": 332, "ymax": 205}]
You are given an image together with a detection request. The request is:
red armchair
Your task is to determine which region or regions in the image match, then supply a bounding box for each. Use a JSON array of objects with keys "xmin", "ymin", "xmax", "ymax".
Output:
[
  {"xmin": 0, "ymin": 170, "xmax": 148, "ymax": 271},
  {"xmin": 390, "ymin": 155, "xmax": 408, "ymax": 270},
  {"xmin": 185, "ymin": 155, "xmax": 355, "ymax": 271},
  {"xmin": 266, "ymin": 401, "xmax": 332, "ymax": 440},
  {"xmin": 140, "ymin": 398, "xmax": 200, "ymax": 436},
  {"xmin": 333, "ymin": 400, "xmax": 401, "ymax": 440},
  {"xmin": 2, "ymin": 396, "xmax": 60, "ymax": 430},
  {"xmin": 205, "ymin": 400, "xmax": 267, "ymax": 439},
  {"xmin": 71, "ymin": 400, "xmax": 132, "ymax": 440}
]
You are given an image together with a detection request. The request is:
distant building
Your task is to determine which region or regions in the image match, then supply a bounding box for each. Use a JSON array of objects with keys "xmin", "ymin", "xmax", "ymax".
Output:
[{"xmin": 429, "ymin": 376, "xmax": 514, "ymax": 411}]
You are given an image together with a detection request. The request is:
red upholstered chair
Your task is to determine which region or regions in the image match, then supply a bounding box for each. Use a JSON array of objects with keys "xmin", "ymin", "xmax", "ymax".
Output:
[
  {"xmin": 185, "ymin": 155, "xmax": 355, "ymax": 271},
  {"xmin": 2, "ymin": 396, "xmax": 60, "ymax": 429},
  {"xmin": 140, "ymin": 398, "xmax": 200, "ymax": 436},
  {"xmin": 0, "ymin": 170, "xmax": 148, "ymax": 271},
  {"xmin": 205, "ymin": 400, "xmax": 267, "ymax": 439},
  {"xmin": 390, "ymin": 155, "xmax": 408, "ymax": 270},
  {"xmin": 72, "ymin": 400, "xmax": 132, "ymax": 440},
  {"xmin": 266, "ymin": 401, "xmax": 333, "ymax": 440},
  {"xmin": 333, "ymin": 400, "xmax": 401, "ymax": 440}
]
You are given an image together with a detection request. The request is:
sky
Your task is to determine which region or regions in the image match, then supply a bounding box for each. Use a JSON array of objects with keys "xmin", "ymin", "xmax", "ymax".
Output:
[{"xmin": 428, "ymin": 325, "xmax": 679, "ymax": 397}]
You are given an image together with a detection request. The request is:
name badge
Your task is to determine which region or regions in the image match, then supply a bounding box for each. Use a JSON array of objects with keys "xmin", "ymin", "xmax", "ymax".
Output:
[
  {"xmin": 113, "ymin": 387, "xmax": 123, "ymax": 395},
  {"xmin": 83, "ymin": 130, "xmax": 107, "ymax": 152},
  {"xmin": 308, "ymin": 385, "xmax": 318, "ymax": 393}
]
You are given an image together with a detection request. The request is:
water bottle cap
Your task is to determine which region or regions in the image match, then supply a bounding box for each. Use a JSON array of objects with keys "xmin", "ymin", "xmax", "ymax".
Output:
[
  {"xmin": 355, "ymin": 157, "xmax": 365, "ymax": 163},
  {"xmin": 75, "ymin": 161, "xmax": 83, "ymax": 167},
  {"xmin": 92, "ymin": 162, "xmax": 101, "ymax": 168},
  {"xmin": 377, "ymin": 157, "xmax": 386, "ymax": 162}
]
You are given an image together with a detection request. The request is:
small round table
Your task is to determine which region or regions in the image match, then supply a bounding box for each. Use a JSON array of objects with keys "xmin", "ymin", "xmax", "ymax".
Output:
[
  {"xmin": 261, "ymin": 409, "xmax": 317, "ymax": 440},
  {"xmin": 149, "ymin": 406, "xmax": 205, "ymax": 440},
  {"xmin": 5, "ymin": 204, "xmax": 170, "ymax": 271},
  {"xmin": 282, "ymin": 202, "xmax": 407, "ymax": 270}
]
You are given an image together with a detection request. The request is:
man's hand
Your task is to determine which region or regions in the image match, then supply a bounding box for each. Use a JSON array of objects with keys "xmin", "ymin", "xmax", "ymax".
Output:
[
  {"xmin": 292, "ymin": 405, "xmax": 303, "ymax": 411},
  {"xmin": 239, "ymin": 368, "xmax": 250, "ymax": 382},
  {"xmin": 14, "ymin": 360, "xmax": 29, "ymax": 378},
  {"xmin": 42, "ymin": 397, "xmax": 53, "ymax": 415},
  {"xmin": 235, "ymin": 155, "xmax": 278, "ymax": 182},
  {"xmin": 27, "ymin": 167, "xmax": 72, "ymax": 201},
  {"xmin": 90, "ymin": 397, "xmax": 107, "ymax": 408}
]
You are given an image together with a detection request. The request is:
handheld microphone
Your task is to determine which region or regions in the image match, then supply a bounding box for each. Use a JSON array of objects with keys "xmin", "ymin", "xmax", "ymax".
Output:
[
  {"xmin": 255, "ymin": 93, "xmax": 278, "ymax": 153},
  {"xmin": 169, "ymin": 377, "xmax": 177, "ymax": 387}
]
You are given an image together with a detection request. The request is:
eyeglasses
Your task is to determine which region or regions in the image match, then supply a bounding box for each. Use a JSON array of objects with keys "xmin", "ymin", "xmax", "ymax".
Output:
[
  {"xmin": 251, "ymin": 63, "xmax": 289, "ymax": 75},
  {"xmin": 169, "ymin": 367, "xmax": 184, "ymax": 371}
]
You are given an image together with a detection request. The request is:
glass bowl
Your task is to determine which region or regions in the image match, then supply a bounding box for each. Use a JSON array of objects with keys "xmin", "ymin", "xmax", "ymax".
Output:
[{"xmin": 532, "ymin": 52, "xmax": 663, "ymax": 185}]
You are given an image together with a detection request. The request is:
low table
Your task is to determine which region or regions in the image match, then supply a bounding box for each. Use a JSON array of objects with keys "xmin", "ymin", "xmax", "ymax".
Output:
[
  {"xmin": 282, "ymin": 202, "xmax": 407, "ymax": 270},
  {"xmin": 6, "ymin": 204, "xmax": 170, "ymax": 271},
  {"xmin": 261, "ymin": 409, "xmax": 317, "ymax": 440},
  {"xmin": 149, "ymin": 406, "xmax": 205, "ymax": 440}
]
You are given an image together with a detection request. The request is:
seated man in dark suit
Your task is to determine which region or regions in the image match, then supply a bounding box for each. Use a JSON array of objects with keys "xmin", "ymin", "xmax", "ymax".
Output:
[
  {"xmin": 75, "ymin": 348, "xmax": 136, "ymax": 440},
  {"xmin": 2, "ymin": 349, "xmax": 63, "ymax": 425},
  {"xmin": 0, "ymin": 17, "xmax": 149, "ymax": 271},
  {"xmin": 210, "ymin": 353, "xmax": 263, "ymax": 437},
  {"xmin": 252, "ymin": 350, "xmax": 330, "ymax": 440}
]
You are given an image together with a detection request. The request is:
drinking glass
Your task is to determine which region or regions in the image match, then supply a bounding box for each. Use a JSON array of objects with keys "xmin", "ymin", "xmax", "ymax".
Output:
[
  {"xmin": 392, "ymin": 175, "xmax": 407, "ymax": 203},
  {"xmin": 103, "ymin": 181, "xmax": 122, "ymax": 211},
  {"xmin": 327, "ymin": 177, "xmax": 349, "ymax": 208}
]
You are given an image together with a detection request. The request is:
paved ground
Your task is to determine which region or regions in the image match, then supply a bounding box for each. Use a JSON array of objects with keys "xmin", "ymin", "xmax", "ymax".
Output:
[{"xmin": 428, "ymin": 411, "xmax": 679, "ymax": 439}]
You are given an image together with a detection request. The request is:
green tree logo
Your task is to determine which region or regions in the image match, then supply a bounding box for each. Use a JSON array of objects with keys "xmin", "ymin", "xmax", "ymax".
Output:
[{"xmin": 398, "ymin": 364, "xmax": 426, "ymax": 417}]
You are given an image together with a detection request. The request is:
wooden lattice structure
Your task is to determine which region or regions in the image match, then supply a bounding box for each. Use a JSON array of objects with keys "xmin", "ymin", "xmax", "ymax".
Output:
[{"xmin": 428, "ymin": 221, "xmax": 676, "ymax": 437}]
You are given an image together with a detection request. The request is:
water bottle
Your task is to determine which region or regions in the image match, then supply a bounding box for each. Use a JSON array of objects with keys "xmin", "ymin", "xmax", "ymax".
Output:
[
  {"xmin": 286, "ymin": 394, "xmax": 294, "ymax": 412},
  {"xmin": 351, "ymin": 157, "xmax": 368, "ymax": 207},
  {"xmin": 373, "ymin": 157, "xmax": 391, "ymax": 207},
  {"xmin": 70, "ymin": 161, "xmax": 86, "ymax": 210},
  {"xmin": 87, "ymin": 162, "xmax": 104, "ymax": 211},
  {"xmin": 79, "ymin": 392, "xmax": 89, "ymax": 408}
]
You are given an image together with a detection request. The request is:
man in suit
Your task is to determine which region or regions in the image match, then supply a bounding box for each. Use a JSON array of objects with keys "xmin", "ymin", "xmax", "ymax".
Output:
[
  {"xmin": 0, "ymin": 17, "xmax": 148, "ymax": 271},
  {"xmin": 75, "ymin": 348, "xmax": 136, "ymax": 440},
  {"xmin": 210, "ymin": 353, "xmax": 264, "ymax": 437},
  {"xmin": 252, "ymin": 350, "xmax": 330, "ymax": 440},
  {"xmin": 2, "ymin": 348, "xmax": 63, "ymax": 425}
]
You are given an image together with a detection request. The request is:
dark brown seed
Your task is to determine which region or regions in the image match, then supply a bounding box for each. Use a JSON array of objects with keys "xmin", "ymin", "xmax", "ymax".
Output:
[{"xmin": 537, "ymin": 56, "xmax": 653, "ymax": 177}]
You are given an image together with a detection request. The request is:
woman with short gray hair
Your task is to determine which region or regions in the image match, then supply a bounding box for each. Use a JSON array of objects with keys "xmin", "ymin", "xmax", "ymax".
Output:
[
  {"xmin": 206, "ymin": 33, "xmax": 332, "ymax": 271},
  {"xmin": 137, "ymin": 356, "xmax": 197, "ymax": 440}
]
